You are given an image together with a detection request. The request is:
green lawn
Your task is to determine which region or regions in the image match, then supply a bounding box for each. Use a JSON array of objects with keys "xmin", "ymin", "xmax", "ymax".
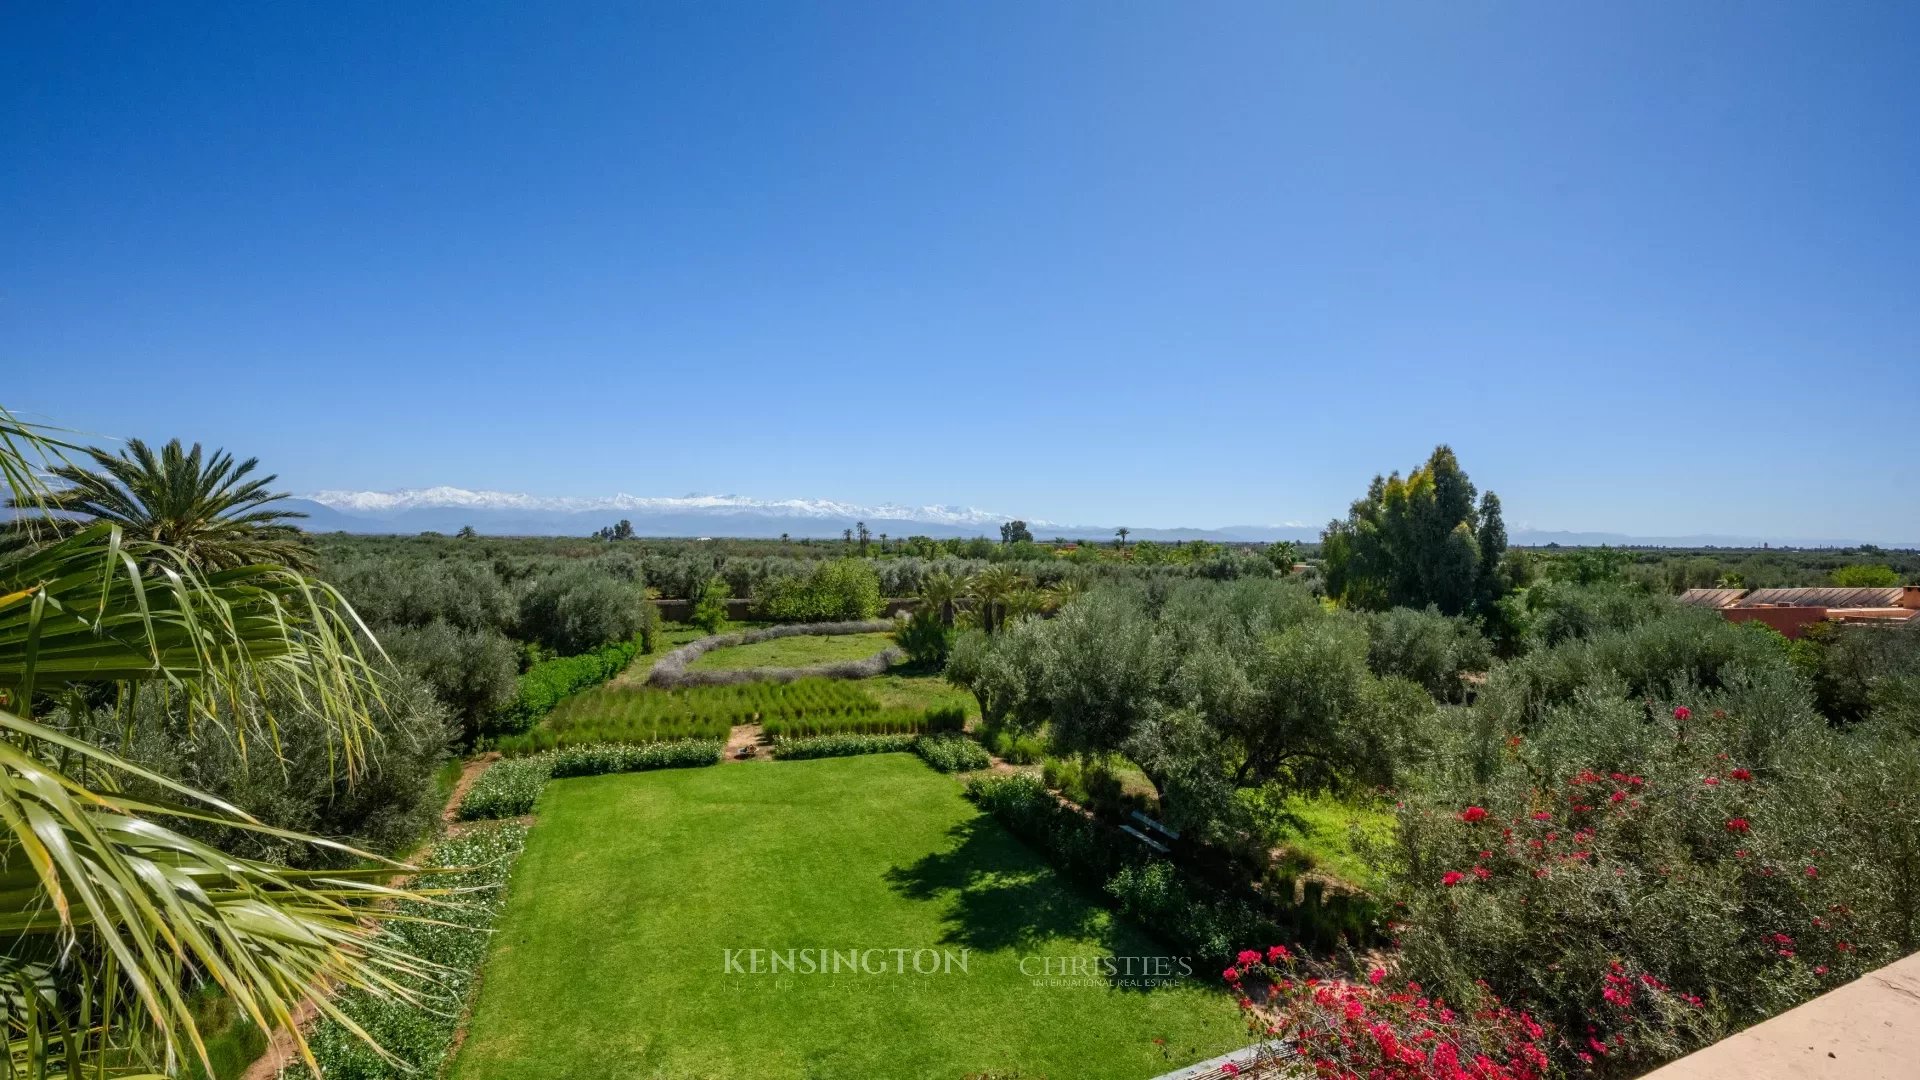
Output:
[
  {"xmin": 450, "ymin": 755, "xmax": 1243, "ymax": 1080},
  {"xmin": 1259, "ymin": 791, "xmax": 1396, "ymax": 891},
  {"xmin": 686, "ymin": 631, "xmax": 898, "ymax": 671}
]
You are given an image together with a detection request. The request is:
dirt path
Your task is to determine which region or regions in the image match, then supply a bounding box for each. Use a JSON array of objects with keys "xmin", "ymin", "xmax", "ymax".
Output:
[
  {"xmin": 724, "ymin": 723, "xmax": 769, "ymax": 762},
  {"xmin": 442, "ymin": 752, "xmax": 499, "ymax": 824}
]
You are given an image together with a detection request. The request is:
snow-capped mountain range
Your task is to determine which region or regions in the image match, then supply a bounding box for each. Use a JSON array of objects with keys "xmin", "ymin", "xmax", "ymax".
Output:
[
  {"xmin": 302, "ymin": 488, "xmax": 1017, "ymax": 528},
  {"xmin": 291, "ymin": 486, "xmax": 1306, "ymax": 541}
]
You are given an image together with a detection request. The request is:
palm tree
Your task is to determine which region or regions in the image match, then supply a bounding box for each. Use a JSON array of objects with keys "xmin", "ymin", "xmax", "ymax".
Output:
[
  {"xmin": 22, "ymin": 437, "xmax": 315, "ymax": 571},
  {"xmin": 0, "ymin": 407, "xmax": 429, "ymax": 1076},
  {"xmin": 919, "ymin": 571, "xmax": 962, "ymax": 628},
  {"xmin": 965, "ymin": 565, "xmax": 1025, "ymax": 634},
  {"xmin": 1115, "ymin": 527, "xmax": 1130, "ymax": 549}
]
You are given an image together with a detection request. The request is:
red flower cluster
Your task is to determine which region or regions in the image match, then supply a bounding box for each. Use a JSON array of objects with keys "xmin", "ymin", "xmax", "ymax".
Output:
[
  {"xmin": 1726, "ymin": 818, "xmax": 1751, "ymax": 834},
  {"xmin": 1460, "ymin": 806, "xmax": 1490, "ymax": 824},
  {"xmin": 1223, "ymin": 947, "xmax": 1553, "ymax": 1080},
  {"xmin": 1673, "ymin": 706, "xmax": 1691, "ymax": 721}
]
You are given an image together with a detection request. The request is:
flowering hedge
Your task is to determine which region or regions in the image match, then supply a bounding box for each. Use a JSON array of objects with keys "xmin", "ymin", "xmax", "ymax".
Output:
[
  {"xmin": 1218, "ymin": 946, "xmax": 1553, "ymax": 1080},
  {"xmin": 1393, "ymin": 670, "xmax": 1920, "ymax": 1075}
]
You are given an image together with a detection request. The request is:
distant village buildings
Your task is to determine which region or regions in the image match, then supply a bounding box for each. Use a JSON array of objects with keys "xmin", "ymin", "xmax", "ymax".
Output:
[{"xmin": 1679, "ymin": 586, "xmax": 1920, "ymax": 638}]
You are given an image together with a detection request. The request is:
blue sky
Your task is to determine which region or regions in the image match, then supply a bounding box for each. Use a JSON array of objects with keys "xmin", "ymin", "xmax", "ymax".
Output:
[{"xmin": 4, "ymin": 3, "xmax": 1917, "ymax": 540}]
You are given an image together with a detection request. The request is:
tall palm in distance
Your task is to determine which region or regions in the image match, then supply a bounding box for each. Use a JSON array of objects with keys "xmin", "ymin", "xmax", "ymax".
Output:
[{"xmin": 23, "ymin": 437, "xmax": 314, "ymax": 571}]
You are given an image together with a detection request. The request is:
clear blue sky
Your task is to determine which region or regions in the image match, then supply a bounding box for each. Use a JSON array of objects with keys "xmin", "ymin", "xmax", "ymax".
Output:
[{"xmin": 4, "ymin": 3, "xmax": 1917, "ymax": 540}]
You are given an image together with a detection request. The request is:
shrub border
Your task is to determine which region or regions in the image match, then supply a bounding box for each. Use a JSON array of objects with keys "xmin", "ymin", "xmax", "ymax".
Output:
[{"xmin": 647, "ymin": 620, "xmax": 901, "ymax": 688}]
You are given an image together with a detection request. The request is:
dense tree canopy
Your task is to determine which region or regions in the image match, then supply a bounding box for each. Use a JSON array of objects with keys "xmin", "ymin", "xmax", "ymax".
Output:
[{"xmin": 1321, "ymin": 445, "xmax": 1508, "ymax": 618}]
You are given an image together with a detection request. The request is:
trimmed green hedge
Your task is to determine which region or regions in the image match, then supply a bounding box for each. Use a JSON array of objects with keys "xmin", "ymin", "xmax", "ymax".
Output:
[
  {"xmin": 457, "ymin": 740, "xmax": 723, "ymax": 820},
  {"xmin": 770, "ymin": 732, "xmax": 918, "ymax": 760},
  {"xmin": 486, "ymin": 636, "xmax": 640, "ymax": 737}
]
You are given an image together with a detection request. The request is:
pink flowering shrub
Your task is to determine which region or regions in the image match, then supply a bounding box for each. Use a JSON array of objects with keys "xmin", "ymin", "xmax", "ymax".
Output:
[
  {"xmin": 1221, "ymin": 946, "xmax": 1553, "ymax": 1080},
  {"xmin": 1393, "ymin": 674, "xmax": 1920, "ymax": 1075}
]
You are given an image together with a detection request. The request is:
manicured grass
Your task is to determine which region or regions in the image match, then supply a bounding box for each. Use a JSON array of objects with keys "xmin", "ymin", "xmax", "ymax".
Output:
[
  {"xmin": 686, "ymin": 631, "xmax": 898, "ymax": 671},
  {"xmin": 450, "ymin": 755, "xmax": 1244, "ymax": 1079}
]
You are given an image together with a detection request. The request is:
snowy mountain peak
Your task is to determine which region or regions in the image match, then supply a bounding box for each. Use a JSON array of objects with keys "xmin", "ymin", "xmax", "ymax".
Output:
[{"xmin": 299, "ymin": 487, "xmax": 1022, "ymax": 528}]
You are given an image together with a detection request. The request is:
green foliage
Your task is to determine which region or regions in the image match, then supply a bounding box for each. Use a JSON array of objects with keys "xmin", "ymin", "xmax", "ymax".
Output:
[
  {"xmin": 1524, "ymin": 580, "xmax": 1672, "ymax": 648},
  {"xmin": 284, "ymin": 821, "xmax": 529, "ymax": 1079},
  {"xmin": 999, "ymin": 519, "xmax": 1034, "ymax": 545},
  {"xmin": 487, "ymin": 636, "xmax": 640, "ymax": 737},
  {"xmin": 754, "ymin": 558, "xmax": 883, "ymax": 622},
  {"xmin": 501, "ymin": 678, "xmax": 891, "ymax": 754},
  {"xmin": 1364, "ymin": 605, "xmax": 1492, "ymax": 702},
  {"xmin": 1321, "ymin": 445, "xmax": 1508, "ymax": 617},
  {"xmin": 982, "ymin": 727, "xmax": 1047, "ymax": 765},
  {"xmin": 22, "ymin": 436, "xmax": 315, "ymax": 571},
  {"xmin": 108, "ymin": 673, "xmax": 456, "ymax": 869},
  {"xmin": 770, "ymin": 732, "xmax": 919, "ymax": 759},
  {"xmin": 1831, "ymin": 563, "xmax": 1901, "ymax": 587},
  {"xmin": 1394, "ymin": 675, "xmax": 1920, "ymax": 1075},
  {"xmin": 517, "ymin": 563, "xmax": 649, "ymax": 654},
  {"xmin": 965, "ymin": 774, "xmax": 1315, "ymax": 960},
  {"xmin": 947, "ymin": 579, "xmax": 1432, "ymax": 845},
  {"xmin": 1477, "ymin": 607, "xmax": 1793, "ymax": 732},
  {"xmin": 381, "ymin": 620, "xmax": 521, "ymax": 740},
  {"xmin": 914, "ymin": 732, "xmax": 991, "ymax": 772},
  {"xmin": 457, "ymin": 741, "xmax": 723, "ymax": 819},
  {"xmin": 457, "ymin": 756, "xmax": 554, "ymax": 820},
  {"xmin": 1792, "ymin": 620, "xmax": 1920, "ymax": 725},
  {"xmin": 690, "ymin": 574, "xmax": 732, "ymax": 633},
  {"xmin": 895, "ymin": 606, "xmax": 955, "ymax": 666}
]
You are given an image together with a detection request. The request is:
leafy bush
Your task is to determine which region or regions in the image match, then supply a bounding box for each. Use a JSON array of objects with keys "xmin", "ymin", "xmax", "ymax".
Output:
[
  {"xmin": 755, "ymin": 559, "xmax": 883, "ymax": 622},
  {"xmin": 110, "ymin": 673, "xmax": 455, "ymax": 868},
  {"xmin": 486, "ymin": 635, "xmax": 640, "ymax": 737},
  {"xmin": 1365, "ymin": 605, "xmax": 1491, "ymax": 703},
  {"xmin": 915, "ymin": 733, "xmax": 991, "ymax": 772},
  {"xmin": 1394, "ymin": 677, "xmax": 1920, "ymax": 1075},
  {"xmin": 691, "ymin": 575, "xmax": 732, "ymax": 633},
  {"xmin": 380, "ymin": 619, "xmax": 521, "ymax": 740},
  {"xmin": 284, "ymin": 821, "xmax": 529, "ymax": 1079},
  {"xmin": 896, "ymin": 606, "xmax": 955, "ymax": 666},
  {"xmin": 770, "ymin": 732, "xmax": 919, "ymax": 760},
  {"xmin": 457, "ymin": 756, "xmax": 554, "ymax": 819},
  {"xmin": 517, "ymin": 563, "xmax": 648, "ymax": 654},
  {"xmin": 1524, "ymin": 581, "xmax": 1672, "ymax": 649},
  {"xmin": 983, "ymin": 727, "xmax": 1047, "ymax": 764}
]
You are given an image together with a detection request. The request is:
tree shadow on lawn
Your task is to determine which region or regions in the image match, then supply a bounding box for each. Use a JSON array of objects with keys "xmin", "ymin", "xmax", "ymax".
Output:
[{"xmin": 884, "ymin": 816, "xmax": 1191, "ymax": 993}]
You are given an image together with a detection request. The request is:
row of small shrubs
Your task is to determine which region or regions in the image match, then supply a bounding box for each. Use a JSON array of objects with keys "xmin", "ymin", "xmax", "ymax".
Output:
[
  {"xmin": 498, "ymin": 678, "xmax": 881, "ymax": 755},
  {"xmin": 914, "ymin": 732, "xmax": 991, "ymax": 773},
  {"xmin": 967, "ymin": 774, "xmax": 1369, "ymax": 960},
  {"xmin": 770, "ymin": 732, "xmax": 919, "ymax": 760},
  {"xmin": 458, "ymin": 740, "xmax": 723, "ymax": 819},
  {"xmin": 283, "ymin": 820, "xmax": 529, "ymax": 1079},
  {"xmin": 485, "ymin": 635, "xmax": 640, "ymax": 737},
  {"xmin": 981, "ymin": 726, "xmax": 1047, "ymax": 765}
]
